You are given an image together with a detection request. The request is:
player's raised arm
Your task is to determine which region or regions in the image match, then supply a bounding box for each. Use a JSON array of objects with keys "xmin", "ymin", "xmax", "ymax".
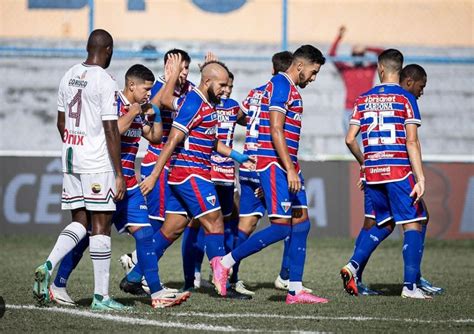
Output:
[
  {"xmin": 141, "ymin": 103, "xmax": 163, "ymax": 144},
  {"xmin": 270, "ymin": 109, "xmax": 300, "ymax": 193},
  {"xmin": 151, "ymin": 53, "xmax": 182, "ymax": 110}
]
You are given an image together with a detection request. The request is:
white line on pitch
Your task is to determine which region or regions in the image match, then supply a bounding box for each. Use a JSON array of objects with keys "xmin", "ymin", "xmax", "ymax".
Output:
[
  {"xmin": 6, "ymin": 304, "xmax": 323, "ymax": 333},
  {"xmin": 170, "ymin": 311, "xmax": 474, "ymax": 324}
]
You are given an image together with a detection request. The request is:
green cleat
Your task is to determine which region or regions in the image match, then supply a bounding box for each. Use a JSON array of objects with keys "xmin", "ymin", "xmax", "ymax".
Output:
[
  {"xmin": 33, "ymin": 262, "xmax": 51, "ymax": 306},
  {"xmin": 91, "ymin": 294, "xmax": 132, "ymax": 311}
]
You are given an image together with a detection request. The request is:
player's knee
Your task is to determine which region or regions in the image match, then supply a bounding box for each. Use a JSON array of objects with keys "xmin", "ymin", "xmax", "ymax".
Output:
[
  {"xmin": 402, "ymin": 221, "xmax": 422, "ymax": 232},
  {"xmin": 292, "ymin": 208, "xmax": 307, "ymax": 221},
  {"xmin": 363, "ymin": 217, "xmax": 377, "ymax": 230}
]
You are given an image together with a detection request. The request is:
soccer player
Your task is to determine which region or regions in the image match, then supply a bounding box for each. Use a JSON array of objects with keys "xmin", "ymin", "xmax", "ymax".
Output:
[
  {"xmin": 33, "ymin": 29, "xmax": 127, "ymax": 310},
  {"xmin": 329, "ymin": 25, "xmax": 384, "ymax": 131},
  {"xmin": 341, "ymin": 63, "xmax": 443, "ymax": 296},
  {"xmin": 119, "ymin": 48, "xmax": 193, "ymax": 276},
  {"xmin": 218, "ymin": 45, "xmax": 329, "ymax": 304},
  {"xmin": 139, "ymin": 55, "xmax": 253, "ymax": 297},
  {"xmin": 341, "ymin": 49, "xmax": 432, "ymax": 299},
  {"xmin": 181, "ymin": 71, "xmax": 244, "ymax": 294}
]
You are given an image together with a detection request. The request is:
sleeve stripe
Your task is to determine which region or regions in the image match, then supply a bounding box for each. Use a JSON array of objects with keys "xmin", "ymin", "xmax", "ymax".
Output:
[
  {"xmin": 405, "ymin": 119, "xmax": 421, "ymax": 125},
  {"xmin": 349, "ymin": 120, "xmax": 360, "ymax": 125},
  {"xmin": 172, "ymin": 122, "xmax": 189, "ymax": 134},
  {"xmin": 101, "ymin": 115, "xmax": 118, "ymax": 121}
]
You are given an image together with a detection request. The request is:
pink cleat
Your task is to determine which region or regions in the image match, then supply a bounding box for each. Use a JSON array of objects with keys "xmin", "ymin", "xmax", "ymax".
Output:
[
  {"xmin": 286, "ymin": 291, "xmax": 329, "ymax": 304},
  {"xmin": 210, "ymin": 257, "xmax": 230, "ymax": 296}
]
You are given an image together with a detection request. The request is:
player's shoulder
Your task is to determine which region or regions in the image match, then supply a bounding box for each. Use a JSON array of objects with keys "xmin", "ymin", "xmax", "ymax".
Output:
[
  {"xmin": 270, "ymin": 72, "xmax": 291, "ymax": 87},
  {"xmin": 225, "ymin": 97, "xmax": 240, "ymax": 109}
]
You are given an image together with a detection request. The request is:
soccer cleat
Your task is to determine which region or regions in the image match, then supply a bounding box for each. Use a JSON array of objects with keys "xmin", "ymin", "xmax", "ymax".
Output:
[
  {"xmin": 33, "ymin": 263, "xmax": 51, "ymax": 305},
  {"xmin": 357, "ymin": 282, "xmax": 381, "ymax": 296},
  {"xmin": 151, "ymin": 290, "xmax": 191, "ymax": 308},
  {"xmin": 226, "ymin": 287, "xmax": 252, "ymax": 300},
  {"xmin": 340, "ymin": 265, "xmax": 358, "ymax": 296},
  {"xmin": 119, "ymin": 276, "xmax": 149, "ymax": 296},
  {"xmin": 91, "ymin": 294, "xmax": 131, "ymax": 311},
  {"xmin": 233, "ymin": 280, "xmax": 255, "ymax": 296},
  {"xmin": 401, "ymin": 285, "xmax": 433, "ymax": 300},
  {"xmin": 286, "ymin": 291, "xmax": 329, "ymax": 304},
  {"xmin": 49, "ymin": 283, "xmax": 77, "ymax": 307},
  {"xmin": 418, "ymin": 277, "xmax": 444, "ymax": 295},
  {"xmin": 210, "ymin": 257, "xmax": 230, "ymax": 296},
  {"xmin": 119, "ymin": 253, "xmax": 135, "ymax": 274},
  {"xmin": 274, "ymin": 275, "xmax": 313, "ymax": 293},
  {"xmin": 194, "ymin": 272, "xmax": 202, "ymax": 289}
]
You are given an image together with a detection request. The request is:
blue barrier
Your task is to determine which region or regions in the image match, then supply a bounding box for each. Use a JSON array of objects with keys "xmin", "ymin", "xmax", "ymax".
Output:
[{"xmin": 0, "ymin": 46, "xmax": 473, "ymax": 64}]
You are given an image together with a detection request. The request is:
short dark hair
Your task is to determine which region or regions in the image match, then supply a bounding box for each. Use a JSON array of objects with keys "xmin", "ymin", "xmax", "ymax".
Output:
[
  {"xmin": 125, "ymin": 64, "xmax": 155, "ymax": 84},
  {"xmin": 163, "ymin": 48, "xmax": 191, "ymax": 65},
  {"xmin": 378, "ymin": 49, "xmax": 404, "ymax": 74},
  {"xmin": 200, "ymin": 60, "xmax": 230, "ymax": 74},
  {"xmin": 400, "ymin": 64, "xmax": 427, "ymax": 82},
  {"xmin": 228, "ymin": 71, "xmax": 234, "ymax": 80},
  {"xmin": 293, "ymin": 45, "xmax": 326, "ymax": 65},
  {"xmin": 272, "ymin": 51, "xmax": 293, "ymax": 73},
  {"xmin": 86, "ymin": 29, "xmax": 113, "ymax": 53}
]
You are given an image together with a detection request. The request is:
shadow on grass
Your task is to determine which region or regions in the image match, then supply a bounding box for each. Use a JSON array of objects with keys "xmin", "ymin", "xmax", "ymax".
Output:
[{"xmin": 367, "ymin": 283, "xmax": 402, "ymax": 296}]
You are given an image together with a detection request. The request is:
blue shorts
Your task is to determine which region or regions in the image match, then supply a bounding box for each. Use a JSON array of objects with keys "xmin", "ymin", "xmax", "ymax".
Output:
[
  {"xmin": 141, "ymin": 162, "xmax": 169, "ymax": 226},
  {"xmin": 239, "ymin": 179, "xmax": 266, "ymax": 218},
  {"xmin": 113, "ymin": 186, "xmax": 151, "ymax": 234},
  {"xmin": 215, "ymin": 184, "xmax": 235, "ymax": 217},
  {"xmin": 365, "ymin": 174, "xmax": 427, "ymax": 225},
  {"xmin": 363, "ymin": 181, "xmax": 376, "ymax": 219},
  {"xmin": 167, "ymin": 176, "xmax": 221, "ymax": 219},
  {"xmin": 258, "ymin": 163, "xmax": 308, "ymax": 219}
]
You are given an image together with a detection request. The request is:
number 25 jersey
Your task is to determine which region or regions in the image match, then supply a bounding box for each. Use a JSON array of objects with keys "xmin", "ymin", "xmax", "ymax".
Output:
[
  {"xmin": 57, "ymin": 63, "xmax": 119, "ymax": 174},
  {"xmin": 350, "ymin": 83, "xmax": 421, "ymax": 184}
]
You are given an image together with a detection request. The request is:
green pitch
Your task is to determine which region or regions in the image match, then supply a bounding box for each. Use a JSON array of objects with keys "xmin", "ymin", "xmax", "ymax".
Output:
[{"xmin": 0, "ymin": 234, "xmax": 473, "ymax": 333}]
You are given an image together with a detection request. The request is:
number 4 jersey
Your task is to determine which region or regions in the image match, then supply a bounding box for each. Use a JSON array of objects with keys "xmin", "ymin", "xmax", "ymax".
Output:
[
  {"xmin": 57, "ymin": 63, "xmax": 119, "ymax": 174},
  {"xmin": 350, "ymin": 83, "xmax": 421, "ymax": 184}
]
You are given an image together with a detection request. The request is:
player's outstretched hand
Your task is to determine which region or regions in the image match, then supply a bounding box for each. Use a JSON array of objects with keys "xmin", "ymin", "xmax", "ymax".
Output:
[
  {"xmin": 357, "ymin": 179, "xmax": 364, "ymax": 191},
  {"xmin": 139, "ymin": 175, "xmax": 157, "ymax": 196},
  {"xmin": 114, "ymin": 175, "xmax": 126, "ymax": 202},
  {"xmin": 164, "ymin": 53, "xmax": 183, "ymax": 81},
  {"xmin": 410, "ymin": 180, "xmax": 425, "ymax": 205},
  {"xmin": 339, "ymin": 25, "xmax": 346, "ymax": 37},
  {"xmin": 254, "ymin": 187, "xmax": 264, "ymax": 199},
  {"xmin": 198, "ymin": 52, "xmax": 218, "ymax": 70},
  {"xmin": 287, "ymin": 169, "xmax": 301, "ymax": 193}
]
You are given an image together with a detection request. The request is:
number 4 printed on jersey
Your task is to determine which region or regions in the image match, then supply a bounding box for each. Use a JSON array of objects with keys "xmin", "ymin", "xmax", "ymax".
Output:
[{"xmin": 68, "ymin": 89, "xmax": 82, "ymax": 127}]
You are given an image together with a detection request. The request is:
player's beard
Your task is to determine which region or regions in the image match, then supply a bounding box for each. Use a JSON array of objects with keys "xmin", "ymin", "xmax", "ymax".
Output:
[
  {"xmin": 298, "ymin": 72, "xmax": 308, "ymax": 89},
  {"xmin": 207, "ymin": 84, "xmax": 221, "ymax": 104}
]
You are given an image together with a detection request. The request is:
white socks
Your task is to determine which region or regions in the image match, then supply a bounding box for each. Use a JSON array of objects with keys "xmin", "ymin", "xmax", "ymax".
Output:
[
  {"xmin": 131, "ymin": 250, "xmax": 138, "ymax": 265},
  {"xmin": 47, "ymin": 222, "xmax": 87, "ymax": 274},
  {"xmin": 289, "ymin": 281, "xmax": 303, "ymax": 294},
  {"xmin": 90, "ymin": 235, "xmax": 112, "ymax": 300},
  {"xmin": 221, "ymin": 254, "xmax": 236, "ymax": 268}
]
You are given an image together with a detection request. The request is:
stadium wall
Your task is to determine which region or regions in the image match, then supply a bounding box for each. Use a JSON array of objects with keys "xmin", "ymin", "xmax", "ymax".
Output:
[
  {"xmin": 1, "ymin": 156, "xmax": 473, "ymax": 239},
  {"xmin": 0, "ymin": 0, "xmax": 472, "ymax": 47}
]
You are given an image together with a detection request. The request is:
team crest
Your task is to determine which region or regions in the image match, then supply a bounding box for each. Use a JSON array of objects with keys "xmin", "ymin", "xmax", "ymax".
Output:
[
  {"xmin": 280, "ymin": 201, "xmax": 291, "ymax": 213},
  {"xmin": 91, "ymin": 183, "xmax": 102, "ymax": 194},
  {"xmin": 206, "ymin": 195, "xmax": 217, "ymax": 206}
]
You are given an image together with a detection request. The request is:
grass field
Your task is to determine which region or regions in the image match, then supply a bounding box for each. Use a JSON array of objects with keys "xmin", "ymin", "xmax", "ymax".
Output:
[{"xmin": 1, "ymin": 234, "xmax": 473, "ymax": 333}]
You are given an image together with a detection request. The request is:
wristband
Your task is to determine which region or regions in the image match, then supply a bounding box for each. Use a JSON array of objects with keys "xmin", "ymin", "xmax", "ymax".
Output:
[
  {"xmin": 151, "ymin": 104, "xmax": 162, "ymax": 123},
  {"xmin": 229, "ymin": 150, "xmax": 249, "ymax": 164}
]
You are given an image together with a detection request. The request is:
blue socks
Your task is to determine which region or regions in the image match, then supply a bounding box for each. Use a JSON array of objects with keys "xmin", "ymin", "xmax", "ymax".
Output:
[
  {"xmin": 403, "ymin": 229, "xmax": 423, "ymax": 290},
  {"xmin": 133, "ymin": 227, "xmax": 161, "ymax": 294},
  {"xmin": 181, "ymin": 226, "xmax": 200, "ymax": 289},
  {"xmin": 230, "ymin": 229, "xmax": 250, "ymax": 283},
  {"xmin": 205, "ymin": 233, "xmax": 226, "ymax": 259},
  {"xmin": 279, "ymin": 236, "xmax": 291, "ymax": 280},
  {"xmin": 288, "ymin": 220, "xmax": 311, "ymax": 285},
  {"xmin": 231, "ymin": 223, "xmax": 291, "ymax": 262},
  {"xmin": 417, "ymin": 223, "xmax": 428, "ymax": 282},
  {"xmin": 54, "ymin": 235, "xmax": 89, "ymax": 288},
  {"xmin": 349, "ymin": 224, "xmax": 392, "ymax": 275}
]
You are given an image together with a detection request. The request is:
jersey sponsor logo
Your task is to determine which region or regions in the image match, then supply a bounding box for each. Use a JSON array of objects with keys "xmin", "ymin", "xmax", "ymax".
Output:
[
  {"xmin": 63, "ymin": 129, "xmax": 85, "ymax": 146},
  {"xmin": 206, "ymin": 195, "xmax": 217, "ymax": 206},
  {"xmin": 211, "ymin": 165, "xmax": 234, "ymax": 174},
  {"xmin": 139, "ymin": 204, "xmax": 148, "ymax": 210},
  {"xmin": 369, "ymin": 166, "xmax": 391, "ymax": 174},
  {"xmin": 217, "ymin": 114, "xmax": 231, "ymax": 122},
  {"xmin": 293, "ymin": 113, "xmax": 302, "ymax": 121},
  {"xmin": 205, "ymin": 126, "xmax": 217, "ymax": 135},
  {"xmin": 124, "ymin": 128, "xmax": 142, "ymax": 138},
  {"xmin": 68, "ymin": 78, "xmax": 88, "ymax": 88},
  {"xmin": 280, "ymin": 201, "xmax": 291, "ymax": 213},
  {"xmin": 91, "ymin": 183, "xmax": 101, "ymax": 194},
  {"xmin": 366, "ymin": 152, "xmax": 395, "ymax": 160}
]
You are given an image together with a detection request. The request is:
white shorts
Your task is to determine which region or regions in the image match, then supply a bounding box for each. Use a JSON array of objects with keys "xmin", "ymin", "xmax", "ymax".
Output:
[{"xmin": 61, "ymin": 172, "xmax": 116, "ymax": 212}]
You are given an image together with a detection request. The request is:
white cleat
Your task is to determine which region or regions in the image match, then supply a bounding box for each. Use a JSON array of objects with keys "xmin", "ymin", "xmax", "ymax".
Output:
[
  {"xmin": 151, "ymin": 290, "xmax": 191, "ymax": 309},
  {"xmin": 49, "ymin": 283, "xmax": 77, "ymax": 307},
  {"xmin": 274, "ymin": 275, "xmax": 313, "ymax": 293},
  {"xmin": 233, "ymin": 280, "xmax": 255, "ymax": 296},
  {"xmin": 119, "ymin": 253, "xmax": 135, "ymax": 274},
  {"xmin": 401, "ymin": 285, "xmax": 433, "ymax": 300}
]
